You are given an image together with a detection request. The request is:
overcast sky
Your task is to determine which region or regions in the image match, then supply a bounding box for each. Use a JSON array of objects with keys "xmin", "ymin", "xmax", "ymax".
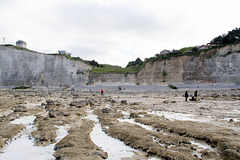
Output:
[{"xmin": 1, "ymin": 0, "xmax": 239, "ymax": 67}]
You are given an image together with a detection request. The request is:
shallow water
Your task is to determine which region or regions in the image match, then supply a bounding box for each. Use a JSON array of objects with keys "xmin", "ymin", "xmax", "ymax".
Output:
[
  {"xmin": 149, "ymin": 111, "xmax": 212, "ymax": 122},
  {"xmin": 118, "ymin": 118, "xmax": 153, "ymax": 131},
  {"xmin": 0, "ymin": 116, "xmax": 68, "ymax": 160},
  {"xmin": 86, "ymin": 112, "xmax": 137, "ymax": 160}
]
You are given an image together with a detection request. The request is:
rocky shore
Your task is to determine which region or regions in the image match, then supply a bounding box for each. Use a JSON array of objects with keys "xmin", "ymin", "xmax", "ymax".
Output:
[{"xmin": 0, "ymin": 88, "xmax": 240, "ymax": 160}]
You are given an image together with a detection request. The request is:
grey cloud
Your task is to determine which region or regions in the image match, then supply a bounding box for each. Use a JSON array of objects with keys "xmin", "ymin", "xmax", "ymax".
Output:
[
  {"xmin": 53, "ymin": 2, "xmax": 165, "ymax": 36},
  {"xmin": 70, "ymin": 44, "xmax": 104, "ymax": 60}
]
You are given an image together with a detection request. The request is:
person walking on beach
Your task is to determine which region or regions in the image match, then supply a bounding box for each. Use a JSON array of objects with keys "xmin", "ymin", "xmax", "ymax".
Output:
[
  {"xmin": 101, "ymin": 89, "xmax": 104, "ymax": 95},
  {"xmin": 185, "ymin": 91, "xmax": 188, "ymax": 101},
  {"xmin": 194, "ymin": 90, "xmax": 198, "ymax": 101}
]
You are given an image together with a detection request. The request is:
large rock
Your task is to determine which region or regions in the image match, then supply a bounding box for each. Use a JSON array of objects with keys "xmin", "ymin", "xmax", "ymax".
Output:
[
  {"xmin": 54, "ymin": 119, "xmax": 108, "ymax": 160},
  {"xmin": 31, "ymin": 127, "xmax": 57, "ymax": 146},
  {"xmin": 70, "ymin": 100, "xmax": 91, "ymax": 108},
  {"xmin": 0, "ymin": 122, "xmax": 24, "ymax": 140}
]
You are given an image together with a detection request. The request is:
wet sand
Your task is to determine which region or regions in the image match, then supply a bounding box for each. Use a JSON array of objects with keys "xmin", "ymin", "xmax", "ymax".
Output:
[{"xmin": 0, "ymin": 87, "xmax": 239, "ymax": 159}]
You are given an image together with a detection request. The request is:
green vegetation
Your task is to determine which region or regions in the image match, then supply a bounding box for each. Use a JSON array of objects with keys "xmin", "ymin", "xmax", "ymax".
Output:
[
  {"xmin": 65, "ymin": 54, "xmax": 83, "ymax": 61},
  {"xmin": 3, "ymin": 44, "xmax": 36, "ymax": 53},
  {"xmin": 162, "ymin": 60, "xmax": 167, "ymax": 82},
  {"xmin": 210, "ymin": 27, "xmax": 240, "ymax": 45},
  {"xmin": 145, "ymin": 47, "xmax": 200, "ymax": 63},
  {"xmin": 126, "ymin": 58, "xmax": 143, "ymax": 68},
  {"xmin": 14, "ymin": 86, "xmax": 31, "ymax": 89},
  {"xmin": 76, "ymin": 70, "xmax": 84, "ymax": 75},
  {"xmin": 168, "ymin": 84, "xmax": 178, "ymax": 89},
  {"xmin": 179, "ymin": 46, "xmax": 196, "ymax": 53},
  {"xmin": 90, "ymin": 58, "xmax": 146, "ymax": 75},
  {"xmin": 91, "ymin": 64, "xmax": 137, "ymax": 74}
]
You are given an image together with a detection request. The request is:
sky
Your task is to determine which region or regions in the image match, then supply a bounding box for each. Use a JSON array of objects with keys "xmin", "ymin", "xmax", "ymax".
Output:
[{"xmin": 0, "ymin": 0, "xmax": 240, "ymax": 67}]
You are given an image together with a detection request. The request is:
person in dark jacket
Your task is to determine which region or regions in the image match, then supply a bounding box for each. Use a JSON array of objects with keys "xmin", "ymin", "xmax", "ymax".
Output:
[
  {"xmin": 194, "ymin": 90, "xmax": 198, "ymax": 101},
  {"xmin": 185, "ymin": 91, "xmax": 188, "ymax": 101}
]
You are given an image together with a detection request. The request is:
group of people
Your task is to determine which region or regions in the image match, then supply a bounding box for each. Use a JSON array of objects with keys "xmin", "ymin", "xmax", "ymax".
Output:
[{"xmin": 185, "ymin": 90, "xmax": 198, "ymax": 101}]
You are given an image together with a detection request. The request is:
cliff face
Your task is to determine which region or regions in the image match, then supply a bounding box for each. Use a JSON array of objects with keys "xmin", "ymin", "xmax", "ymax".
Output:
[
  {"xmin": 0, "ymin": 46, "xmax": 91, "ymax": 87},
  {"xmin": 91, "ymin": 73, "xmax": 136, "ymax": 86},
  {"xmin": 136, "ymin": 43, "xmax": 240, "ymax": 84},
  {"xmin": 1, "ymin": 43, "xmax": 240, "ymax": 87}
]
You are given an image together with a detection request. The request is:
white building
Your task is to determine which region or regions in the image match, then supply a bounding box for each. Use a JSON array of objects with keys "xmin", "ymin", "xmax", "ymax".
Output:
[
  {"xmin": 58, "ymin": 50, "xmax": 71, "ymax": 56},
  {"xmin": 160, "ymin": 49, "xmax": 170, "ymax": 55},
  {"xmin": 16, "ymin": 40, "xmax": 27, "ymax": 48}
]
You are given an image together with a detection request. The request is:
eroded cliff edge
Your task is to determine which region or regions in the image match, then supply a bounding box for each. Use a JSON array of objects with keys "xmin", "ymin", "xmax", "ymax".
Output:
[
  {"xmin": 136, "ymin": 43, "xmax": 240, "ymax": 85},
  {"xmin": 0, "ymin": 46, "xmax": 92, "ymax": 87}
]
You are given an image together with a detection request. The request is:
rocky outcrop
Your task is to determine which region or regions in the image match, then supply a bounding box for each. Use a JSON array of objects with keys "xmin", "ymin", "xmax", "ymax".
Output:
[
  {"xmin": 0, "ymin": 122, "xmax": 25, "ymax": 147},
  {"xmin": 54, "ymin": 119, "xmax": 108, "ymax": 160},
  {"xmin": 0, "ymin": 45, "xmax": 91, "ymax": 87}
]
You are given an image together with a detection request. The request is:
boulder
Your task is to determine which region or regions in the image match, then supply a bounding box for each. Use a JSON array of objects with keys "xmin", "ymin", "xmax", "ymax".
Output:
[
  {"xmin": 48, "ymin": 110, "xmax": 63, "ymax": 118},
  {"xmin": 0, "ymin": 122, "xmax": 24, "ymax": 140},
  {"xmin": 130, "ymin": 112, "xmax": 139, "ymax": 118},
  {"xmin": 102, "ymin": 108, "xmax": 110, "ymax": 113},
  {"xmin": 70, "ymin": 100, "xmax": 91, "ymax": 108},
  {"xmin": 32, "ymin": 129, "xmax": 57, "ymax": 146},
  {"xmin": 46, "ymin": 100, "xmax": 55, "ymax": 106},
  {"xmin": 121, "ymin": 100, "xmax": 127, "ymax": 105}
]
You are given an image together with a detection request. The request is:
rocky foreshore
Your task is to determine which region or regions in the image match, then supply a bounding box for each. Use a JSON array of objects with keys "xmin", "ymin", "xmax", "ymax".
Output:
[{"xmin": 0, "ymin": 88, "xmax": 240, "ymax": 159}]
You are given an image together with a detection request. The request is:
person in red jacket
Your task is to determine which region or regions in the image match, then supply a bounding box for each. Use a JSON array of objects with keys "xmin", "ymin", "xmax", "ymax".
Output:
[{"xmin": 101, "ymin": 89, "xmax": 104, "ymax": 95}]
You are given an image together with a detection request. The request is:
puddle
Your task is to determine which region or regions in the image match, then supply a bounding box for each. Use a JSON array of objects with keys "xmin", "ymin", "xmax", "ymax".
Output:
[
  {"xmin": 190, "ymin": 141, "xmax": 215, "ymax": 151},
  {"xmin": 86, "ymin": 111, "xmax": 137, "ymax": 160},
  {"xmin": 119, "ymin": 112, "xmax": 170, "ymax": 136},
  {"xmin": 222, "ymin": 118, "xmax": 240, "ymax": 122},
  {"xmin": 118, "ymin": 118, "xmax": 153, "ymax": 131},
  {"xmin": 149, "ymin": 111, "xmax": 211, "ymax": 122},
  {"xmin": 190, "ymin": 140, "xmax": 216, "ymax": 158},
  {"xmin": 0, "ymin": 116, "xmax": 68, "ymax": 160}
]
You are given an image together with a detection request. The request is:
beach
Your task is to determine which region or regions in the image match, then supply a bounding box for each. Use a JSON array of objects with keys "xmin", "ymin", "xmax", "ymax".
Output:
[{"xmin": 0, "ymin": 86, "xmax": 239, "ymax": 159}]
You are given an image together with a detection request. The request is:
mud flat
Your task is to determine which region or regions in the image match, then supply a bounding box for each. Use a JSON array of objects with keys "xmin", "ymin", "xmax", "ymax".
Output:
[{"xmin": 0, "ymin": 87, "xmax": 239, "ymax": 160}]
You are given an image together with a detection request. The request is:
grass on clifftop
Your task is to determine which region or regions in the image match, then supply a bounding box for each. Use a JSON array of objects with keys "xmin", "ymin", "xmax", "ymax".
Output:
[
  {"xmin": 91, "ymin": 64, "xmax": 138, "ymax": 74},
  {"xmin": 3, "ymin": 44, "xmax": 37, "ymax": 53}
]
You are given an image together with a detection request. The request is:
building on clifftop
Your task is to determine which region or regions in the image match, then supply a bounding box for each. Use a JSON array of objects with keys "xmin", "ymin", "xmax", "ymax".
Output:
[
  {"xmin": 58, "ymin": 50, "xmax": 72, "ymax": 56},
  {"xmin": 16, "ymin": 40, "xmax": 27, "ymax": 48}
]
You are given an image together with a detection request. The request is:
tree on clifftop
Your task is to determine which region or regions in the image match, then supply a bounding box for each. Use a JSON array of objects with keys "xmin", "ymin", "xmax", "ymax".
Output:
[
  {"xmin": 126, "ymin": 58, "xmax": 143, "ymax": 68},
  {"xmin": 210, "ymin": 28, "xmax": 240, "ymax": 45}
]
